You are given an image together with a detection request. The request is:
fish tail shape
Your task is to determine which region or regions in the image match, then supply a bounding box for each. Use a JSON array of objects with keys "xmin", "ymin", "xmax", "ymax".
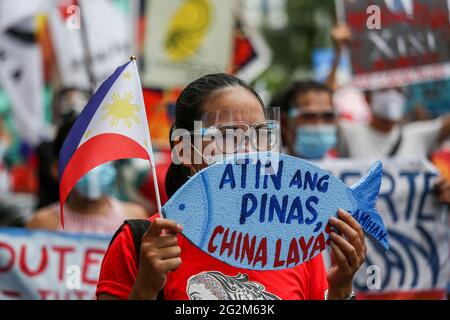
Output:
[{"xmin": 350, "ymin": 160, "xmax": 390, "ymax": 250}]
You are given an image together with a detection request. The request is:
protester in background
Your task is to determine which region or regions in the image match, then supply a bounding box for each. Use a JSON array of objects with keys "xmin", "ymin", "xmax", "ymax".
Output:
[
  {"xmin": 269, "ymin": 89, "xmax": 291, "ymax": 154},
  {"xmin": 27, "ymin": 118, "xmax": 148, "ymax": 234},
  {"xmin": 35, "ymin": 87, "xmax": 91, "ymax": 209},
  {"xmin": 337, "ymin": 88, "xmax": 450, "ymax": 159},
  {"xmin": 34, "ymin": 140, "xmax": 59, "ymax": 209},
  {"xmin": 97, "ymin": 73, "xmax": 367, "ymax": 300},
  {"xmin": 323, "ymin": 23, "xmax": 450, "ymax": 205},
  {"xmin": 277, "ymin": 80, "xmax": 450, "ymax": 207},
  {"xmin": 276, "ymin": 80, "xmax": 338, "ymax": 160},
  {"xmin": 326, "ymin": 23, "xmax": 351, "ymax": 92},
  {"xmin": 52, "ymin": 87, "xmax": 91, "ymax": 126},
  {"xmin": 323, "ymin": 23, "xmax": 450, "ymax": 159},
  {"xmin": 338, "ymin": 88, "xmax": 450, "ymax": 206}
]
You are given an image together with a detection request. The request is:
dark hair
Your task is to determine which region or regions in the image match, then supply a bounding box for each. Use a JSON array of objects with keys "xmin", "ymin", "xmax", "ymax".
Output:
[
  {"xmin": 165, "ymin": 73, "xmax": 263, "ymax": 198},
  {"xmin": 53, "ymin": 117, "xmax": 76, "ymax": 160},
  {"xmin": 52, "ymin": 87, "xmax": 91, "ymax": 125},
  {"xmin": 280, "ymin": 80, "xmax": 331, "ymax": 113}
]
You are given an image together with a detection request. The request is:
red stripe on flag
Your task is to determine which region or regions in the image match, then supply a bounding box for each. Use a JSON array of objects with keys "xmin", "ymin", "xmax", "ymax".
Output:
[{"xmin": 59, "ymin": 133, "xmax": 150, "ymax": 227}]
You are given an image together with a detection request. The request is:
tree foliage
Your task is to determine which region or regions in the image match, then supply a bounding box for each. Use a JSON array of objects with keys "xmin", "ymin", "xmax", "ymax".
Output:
[{"xmin": 258, "ymin": 0, "xmax": 337, "ymax": 93}]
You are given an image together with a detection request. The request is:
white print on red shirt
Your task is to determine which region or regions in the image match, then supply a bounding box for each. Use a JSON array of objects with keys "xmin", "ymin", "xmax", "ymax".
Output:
[{"xmin": 186, "ymin": 271, "xmax": 281, "ymax": 300}]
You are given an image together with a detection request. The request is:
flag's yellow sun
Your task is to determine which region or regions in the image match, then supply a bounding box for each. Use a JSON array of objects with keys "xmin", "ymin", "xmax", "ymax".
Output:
[{"xmin": 101, "ymin": 92, "xmax": 141, "ymax": 128}]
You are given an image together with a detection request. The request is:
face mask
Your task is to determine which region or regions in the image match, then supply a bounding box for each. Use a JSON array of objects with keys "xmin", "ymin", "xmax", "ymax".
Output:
[
  {"xmin": 60, "ymin": 94, "xmax": 88, "ymax": 116},
  {"xmin": 371, "ymin": 89, "xmax": 406, "ymax": 122},
  {"xmin": 74, "ymin": 163, "xmax": 117, "ymax": 200},
  {"xmin": 294, "ymin": 125, "xmax": 337, "ymax": 160}
]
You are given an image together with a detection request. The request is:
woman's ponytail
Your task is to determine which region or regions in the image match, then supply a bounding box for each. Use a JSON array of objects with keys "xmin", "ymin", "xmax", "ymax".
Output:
[{"xmin": 164, "ymin": 162, "xmax": 191, "ymax": 198}]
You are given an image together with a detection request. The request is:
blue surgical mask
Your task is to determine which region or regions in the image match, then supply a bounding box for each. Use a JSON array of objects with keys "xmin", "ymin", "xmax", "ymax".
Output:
[
  {"xmin": 74, "ymin": 163, "xmax": 117, "ymax": 200},
  {"xmin": 294, "ymin": 125, "xmax": 337, "ymax": 159}
]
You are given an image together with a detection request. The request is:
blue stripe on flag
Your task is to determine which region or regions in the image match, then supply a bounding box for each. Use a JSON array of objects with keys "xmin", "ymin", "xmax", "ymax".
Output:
[{"xmin": 58, "ymin": 61, "xmax": 131, "ymax": 179}]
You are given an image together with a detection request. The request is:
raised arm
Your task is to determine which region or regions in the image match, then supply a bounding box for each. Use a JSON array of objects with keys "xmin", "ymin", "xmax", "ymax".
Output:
[{"xmin": 326, "ymin": 24, "xmax": 351, "ymax": 93}]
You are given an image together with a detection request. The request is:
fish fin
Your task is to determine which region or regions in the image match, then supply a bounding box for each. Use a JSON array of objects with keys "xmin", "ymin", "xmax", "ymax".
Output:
[{"xmin": 350, "ymin": 160, "xmax": 390, "ymax": 250}]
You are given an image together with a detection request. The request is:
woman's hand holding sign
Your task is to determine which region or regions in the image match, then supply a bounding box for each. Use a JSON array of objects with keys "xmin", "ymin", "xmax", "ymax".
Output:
[
  {"xmin": 326, "ymin": 209, "xmax": 367, "ymax": 300},
  {"xmin": 129, "ymin": 218, "xmax": 183, "ymax": 300}
]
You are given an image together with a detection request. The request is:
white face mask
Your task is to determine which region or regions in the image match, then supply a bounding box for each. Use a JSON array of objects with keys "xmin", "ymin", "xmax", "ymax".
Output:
[
  {"xmin": 60, "ymin": 94, "xmax": 88, "ymax": 116},
  {"xmin": 371, "ymin": 89, "xmax": 406, "ymax": 122}
]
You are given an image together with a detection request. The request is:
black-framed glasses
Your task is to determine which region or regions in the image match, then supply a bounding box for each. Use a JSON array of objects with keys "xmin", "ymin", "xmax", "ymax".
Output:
[{"xmin": 289, "ymin": 108, "xmax": 337, "ymax": 122}]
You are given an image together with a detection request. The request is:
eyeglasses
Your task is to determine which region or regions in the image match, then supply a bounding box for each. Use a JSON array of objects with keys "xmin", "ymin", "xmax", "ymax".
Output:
[
  {"xmin": 289, "ymin": 108, "xmax": 337, "ymax": 122},
  {"xmin": 189, "ymin": 120, "xmax": 280, "ymax": 154},
  {"xmin": 172, "ymin": 107, "xmax": 281, "ymax": 159}
]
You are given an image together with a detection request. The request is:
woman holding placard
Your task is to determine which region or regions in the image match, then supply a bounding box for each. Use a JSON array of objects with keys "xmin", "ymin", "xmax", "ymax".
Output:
[{"xmin": 97, "ymin": 74, "xmax": 366, "ymax": 300}]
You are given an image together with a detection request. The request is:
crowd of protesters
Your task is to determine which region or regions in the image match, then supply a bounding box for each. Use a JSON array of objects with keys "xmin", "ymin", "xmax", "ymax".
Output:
[{"xmin": 0, "ymin": 23, "xmax": 449, "ymax": 300}]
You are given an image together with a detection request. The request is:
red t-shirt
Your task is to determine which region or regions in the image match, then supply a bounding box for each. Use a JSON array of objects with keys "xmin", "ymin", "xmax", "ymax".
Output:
[{"xmin": 96, "ymin": 216, "xmax": 328, "ymax": 300}]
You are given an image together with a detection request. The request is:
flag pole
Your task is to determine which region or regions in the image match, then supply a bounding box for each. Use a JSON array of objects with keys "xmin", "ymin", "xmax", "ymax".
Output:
[{"xmin": 130, "ymin": 56, "xmax": 163, "ymax": 215}]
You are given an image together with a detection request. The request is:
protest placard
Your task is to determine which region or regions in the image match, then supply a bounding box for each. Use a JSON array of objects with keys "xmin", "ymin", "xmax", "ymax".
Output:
[
  {"xmin": 49, "ymin": 0, "xmax": 132, "ymax": 89},
  {"xmin": 0, "ymin": 228, "xmax": 110, "ymax": 300},
  {"xmin": 143, "ymin": 0, "xmax": 234, "ymax": 88},
  {"xmin": 163, "ymin": 153, "xmax": 388, "ymax": 270},
  {"xmin": 320, "ymin": 157, "xmax": 449, "ymax": 299},
  {"xmin": 338, "ymin": 0, "xmax": 450, "ymax": 90}
]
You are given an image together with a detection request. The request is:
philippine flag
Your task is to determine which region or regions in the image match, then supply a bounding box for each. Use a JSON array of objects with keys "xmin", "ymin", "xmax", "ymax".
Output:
[{"xmin": 58, "ymin": 59, "xmax": 155, "ymax": 227}]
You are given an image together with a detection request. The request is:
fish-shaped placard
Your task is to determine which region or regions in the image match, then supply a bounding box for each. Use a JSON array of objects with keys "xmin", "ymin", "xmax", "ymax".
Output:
[{"xmin": 162, "ymin": 153, "xmax": 389, "ymax": 270}]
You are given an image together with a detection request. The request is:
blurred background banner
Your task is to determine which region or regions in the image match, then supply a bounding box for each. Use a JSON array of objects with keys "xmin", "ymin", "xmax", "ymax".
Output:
[
  {"xmin": 49, "ymin": 0, "xmax": 133, "ymax": 90},
  {"xmin": 233, "ymin": 11, "xmax": 272, "ymax": 84},
  {"xmin": 0, "ymin": 228, "xmax": 110, "ymax": 300},
  {"xmin": 0, "ymin": 21, "xmax": 46, "ymax": 146},
  {"xmin": 143, "ymin": 0, "xmax": 234, "ymax": 88},
  {"xmin": 0, "ymin": 0, "xmax": 51, "ymax": 33},
  {"xmin": 321, "ymin": 158, "xmax": 449, "ymax": 299},
  {"xmin": 406, "ymin": 79, "xmax": 450, "ymax": 118},
  {"xmin": 338, "ymin": 0, "xmax": 450, "ymax": 90},
  {"xmin": 79, "ymin": 0, "xmax": 133, "ymax": 88},
  {"xmin": 48, "ymin": 1, "xmax": 90, "ymax": 90}
]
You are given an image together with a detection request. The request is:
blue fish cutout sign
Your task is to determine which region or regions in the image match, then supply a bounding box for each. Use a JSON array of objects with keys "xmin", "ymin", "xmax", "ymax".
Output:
[{"xmin": 162, "ymin": 153, "xmax": 389, "ymax": 270}]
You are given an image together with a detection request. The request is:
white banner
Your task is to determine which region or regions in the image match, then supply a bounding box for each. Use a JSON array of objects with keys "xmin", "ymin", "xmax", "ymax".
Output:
[
  {"xmin": 48, "ymin": 3, "xmax": 90, "ymax": 90},
  {"xmin": 0, "ymin": 25, "xmax": 46, "ymax": 146},
  {"xmin": 0, "ymin": 228, "xmax": 111, "ymax": 300},
  {"xmin": 49, "ymin": 0, "xmax": 133, "ymax": 89},
  {"xmin": 0, "ymin": 0, "xmax": 51, "ymax": 32},
  {"xmin": 319, "ymin": 157, "xmax": 449, "ymax": 298},
  {"xmin": 143, "ymin": 0, "xmax": 234, "ymax": 88},
  {"xmin": 79, "ymin": 0, "xmax": 132, "ymax": 88}
]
